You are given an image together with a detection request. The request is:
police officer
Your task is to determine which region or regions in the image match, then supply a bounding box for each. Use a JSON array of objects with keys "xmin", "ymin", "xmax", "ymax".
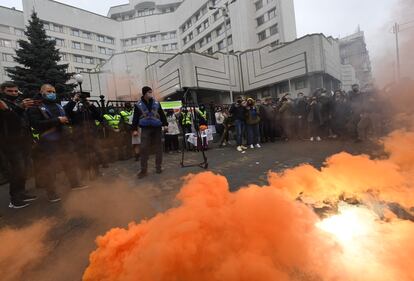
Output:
[
  {"xmin": 103, "ymin": 107, "xmax": 123, "ymax": 160},
  {"xmin": 132, "ymin": 86, "xmax": 168, "ymax": 179},
  {"xmin": 27, "ymin": 84, "xmax": 84, "ymax": 203},
  {"xmin": 0, "ymin": 82, "xmax": 37, "ymax": 208},
  {"xmin": 119, "ymin": 102, "xmax": 134, "ymax": 160},
  {"xmin": 65, "ymin": 92, "xmax": 105, "ymax": 179},
  {"xmin": 179, "ymin": 107, "xmax": 193, "ymax": 151}
]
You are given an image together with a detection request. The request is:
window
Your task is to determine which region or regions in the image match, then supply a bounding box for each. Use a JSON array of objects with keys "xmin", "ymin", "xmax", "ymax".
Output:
[
  {"xmin": 258, "ymin": 30, "xmax": 267, "ymax": 41},
  {"xmin": 207, "ymin": 47, "xmax": 213, "ymax": 54},
  {"xmin": 183, "ymin": 37, "xmax": 188, "ymax": 45},
  {"xmin": 257, "ymin": 15, "xmax": 265, "ymax": 26},
  {"xmin": 0, "ymin": 39, "xmax": 12, "ymax": 48},
  {"xmin": 216, "ymin": 26, "xmax": 224, "ymax": 36},
  {"xmin": 171, "ymin": 43, "xmax": 177, "ymax": 50},
  {"xmin": 84, "ymin": 43, "xmax": 93, "ymax": 52},
  {"xmin": 199, "ymin": 38, "xmax": 206, "ymax": 47},
  {"xmin": 2, "ymin": 53, "xmax": 14, "ymax": 62},
  {"xmin": 54, "ymin": 38, "xmax": 65, "ymax": 47},
  {"xmin": 162, "ymin": 44, "xmax": 171, "ymax": 51},
  {"xmin": 213, "ymin": 11, "xmax": 220, "ymax": 22},
  {"xmin": 161, "ymin": 33, "xmax": 169, "ymax": 40},
  {"xmin": 269, "ymin": 24, "xmax": 279, "ymax": 35},
  {"xmin": 270, "ymin": 40, "xmax": 279, "ymax": 47},
  {"xmin": 295, "ymin": 79, "xmax": 307, "ymax": 90},
  {"xmin": 52, "ymin": 24, "xmax": 64, "ymax": 33},
  {"xmin": 227, "ymin": 35, "xmax": 233, "ymax": 46},
  {"xmin": 255, "ymin": 0, "xmax": 263, "ymax": 10},
  {"xmin": 107, "ymin": 49, "xmax": 114, "ymax": 55},
  {"xmin": 72, "ymin": 41, "xmax": 81, "ymax": 49},
  {"xmin": 123, "ymin": 39, "xmax": 130, "ymax": 46},
  {"xmin": 188, "ymin": 32, "xmax": 193, "ymax": 40},
  {"xmin": 217, "ymin": 40, "xmax": 225, "ymax": 50},
  {"xmin": 42, "ymin": 22, "xmax": 50, "ymax": 30},
  {"xmin": 75, "ymin": 67, "xmax": 84, "ymax": 73},
  {"xmin": 14, "ymin": 29, "xmax": 24, "ymax": 37},
  {"xmin": 150, "ymin": 35, "xmax": 156, "ymax": 42},
  {"xmin": 97, "ymin": 35, "xmax": 105, "ymax": 42},
  {"xmin": 98, "ymin": 46, "xmax": 106, "ymax": 54},
  {"xmin": 268, "ymin": 8, "xmax": 276, "ymax": 20},
  {"xmin": 204, "ymin": 20, "xmax": 209, "ymax": 29},
  {"xmin": 73, "ymin": 55, "xmax": 83, "ymax": 63},
  {"xmin": 84, "ymin": 57, "xmax": 94, "ymax": 64},
  {"xmin": 170, "ymin": 32, "xmax": 176, "ymax": 39},
  {"xmin": 82, "ymin": 31, "xmax": 92, "ymax": 39},
  {"xmin": 60, "ymin": 53, "xmax": 67, "ymax": 61},
  {"xmin": 105, "ymin": 37, "xmax": 115, "ymax": 44},
  {"xmin": 206, "ymin": 33, "xmax": 212, "ymax": 43},
  {"xmin": 142, "ymin": 36, "xmax": 149, "ymax": 43},
  {"xmin": 71, "ymin": 29, "xmax": 80, "ymax": 37},
  {"xmin": 131, "ymin": 38, "xmax": 137, "ymax": 45}
]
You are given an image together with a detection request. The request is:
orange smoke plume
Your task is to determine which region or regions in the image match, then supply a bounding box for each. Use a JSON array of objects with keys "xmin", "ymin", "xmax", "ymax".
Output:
[{"xmin": 83, "ymin": 130, "xmax": 414, "ymax": 281}]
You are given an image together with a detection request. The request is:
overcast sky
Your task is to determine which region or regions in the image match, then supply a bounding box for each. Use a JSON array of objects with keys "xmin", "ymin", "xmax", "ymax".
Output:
[{"xmin": 1, "ymin": 0, "xmax": 410, "ymax": 80}]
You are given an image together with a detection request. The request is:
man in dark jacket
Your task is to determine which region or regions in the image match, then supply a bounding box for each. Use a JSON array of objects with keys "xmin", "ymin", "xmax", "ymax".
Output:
[
  {"xmin": 132, "ymin": 86, "xmax": 168, "ymax": 178},
  {"xmin": 229, "ymin": 96, "xmax": 247, "ymax": 152},
  {"xmin": 27, "ymin": 84, "xmax": 83, "ymax": 203},
  {"xmin": 0, "ymin": 82, "xmax": 37, "ymax": 208}
]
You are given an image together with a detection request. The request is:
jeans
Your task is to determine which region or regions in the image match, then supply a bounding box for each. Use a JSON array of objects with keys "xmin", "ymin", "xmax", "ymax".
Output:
[
  {"xmin": 234, "ymin": 119, "xmax": 245, "ymax": 146},
  {"xmin": 140, "ymin": 127, "xmax": 163, "ymax": 172},
  {"xmin": 247, "ymin": 123, "xmax": 260, "ymax": 145}
]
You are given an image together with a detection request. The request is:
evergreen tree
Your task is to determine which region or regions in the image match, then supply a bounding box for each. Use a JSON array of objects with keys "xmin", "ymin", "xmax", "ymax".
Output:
[{"xmin": 6, "ymin": 12, "xmax": 74, "ymax": 97}]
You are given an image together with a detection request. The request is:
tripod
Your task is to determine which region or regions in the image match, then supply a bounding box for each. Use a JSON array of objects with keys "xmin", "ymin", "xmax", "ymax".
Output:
[{"xmin": 180, "ymin": 88, "xmax": 208, "ymax": 170}]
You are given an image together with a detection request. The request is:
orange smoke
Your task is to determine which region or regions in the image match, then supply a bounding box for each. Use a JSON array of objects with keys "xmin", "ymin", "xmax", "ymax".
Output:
[{"xmin": 83, "ymin": 131, "xmax": 414, "ymax": 281}]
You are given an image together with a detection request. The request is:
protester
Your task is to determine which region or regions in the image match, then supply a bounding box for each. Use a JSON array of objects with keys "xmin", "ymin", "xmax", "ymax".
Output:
[
  {"xmin": 165, "ymin": 109, "xmax": 180, "ymax": 153},
  {"xmin": 307, "ymin": 96, "xmax": 322, "ymax": 142},
  {"xmin": 331, "ymin": 90, "xmax": 351, "ymax": 138},
  {"xmin": 28, "ymin": 84, "xmax": 84, "ymax": 203},
  {"xmin": 215, "ymin": 106, "xmax": 226, "ymax": 144},
  {"xmin": 0, "ymin": 82, "xmax": 37, "ymax": 208},
  {"xmin": 260, "ymin": 98, "xmax": 276, "ymax": 143},
  {"xmin": 279, "ymin": 96, "xmax": 295, "ymax": 140},
  {"xmin": 245, "ymin": 98, "xmax": 261, "ymax": 149},
  {"xmin": 295, "ymin": 93, "xmax": 308, "ymax": 140},
  {"xmin": 229, "ymin": 96, "xmax": 247, "ymax": 152},
  {"xmin": 132, "ymin": 86, "xmax": 168, "ymax": 179}
]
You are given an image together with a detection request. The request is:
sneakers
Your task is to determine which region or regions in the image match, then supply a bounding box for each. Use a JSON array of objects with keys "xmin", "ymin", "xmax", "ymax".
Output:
[
  {"xmin": 21, "ymin": 193, "xmax": 38, "ymax": 202},
  {"xmin": 255, "ymin": 144, "xmax": 261, "ymax": 148},
  {"xmin": 71, "ymin": 184, "xmax": 89, "ymax": 191},
  {"xmin": 250, "ymin": 144, "xmax": 254, "ymax": 149},
  {"xmin": 137, "ymin": 171, "xmax": 148, "ymax": 179},
  {"xmin": 47, "ymin": 192, "xmax": 62, "ymax": 203},
  {"xmin": 241, "ymin": 145, "xmax": 248, "ymax": 150},
  {"xmin": 9, "ymin": 199, "xmax": 30, "ymax": 209},
  {"xmin": 316, "ymin": 136, "xmax": 322, "ymax": 142},
  {"xmin": 237, "ymin": 146, "xmax": 243, "ymax": 152},
  {"xmin": 310, "ymin": 137, "xmax": 314, "ymax": 142}
]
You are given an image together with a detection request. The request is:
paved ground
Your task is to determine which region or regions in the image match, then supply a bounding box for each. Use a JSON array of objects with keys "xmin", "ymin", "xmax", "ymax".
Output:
[{"xmin": 0, "ymin": 140, "xmax": 377, "ymax": 281}]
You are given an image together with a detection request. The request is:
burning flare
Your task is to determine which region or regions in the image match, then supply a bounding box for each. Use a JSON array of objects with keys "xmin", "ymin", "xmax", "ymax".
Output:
[{"xmin": 83, "ymin": 131, "xmax": 414, "ymax": 281}]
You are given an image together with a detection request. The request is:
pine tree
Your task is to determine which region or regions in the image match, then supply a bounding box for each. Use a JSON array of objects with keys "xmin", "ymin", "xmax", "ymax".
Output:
[{"xmin": 6, "ymin": 12, "xmax": 74, "ymax": 97}]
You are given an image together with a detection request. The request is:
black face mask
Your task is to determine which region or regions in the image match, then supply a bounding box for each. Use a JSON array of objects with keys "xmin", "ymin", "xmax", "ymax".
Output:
[{"xmin": 2, "ymin": 93, "xmax": 19, "ymax": 101}]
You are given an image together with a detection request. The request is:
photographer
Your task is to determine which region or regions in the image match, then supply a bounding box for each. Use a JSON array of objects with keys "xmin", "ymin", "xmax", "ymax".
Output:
[
  {"xmin": 27, "ymin": 84, "xmax": 84, "ymax": 203},
  {"xmin": 0, "ymin": 81, "xmax": 37, "ymax": 209},
  {"xmin": 64, "ymin": 92, "xmax": 105, "ymax": 180}
]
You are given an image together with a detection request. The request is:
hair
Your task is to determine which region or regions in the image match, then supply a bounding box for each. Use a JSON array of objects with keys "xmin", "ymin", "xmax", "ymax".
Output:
[
  {"xmin": 142, "ymin": 86, "xmax": 152, "ymax": 96},
  {"xmin": 40, "ymin": 84, "xmax": 55, "ymax": 92},
  {"xmin": 0, "ymin": 81, "xmax": 18, "ymax": 92}
]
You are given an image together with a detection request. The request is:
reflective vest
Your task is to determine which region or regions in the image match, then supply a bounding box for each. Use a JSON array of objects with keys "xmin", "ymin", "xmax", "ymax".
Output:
[
  {"xmin": 120, "ymin": 110, "xmax": 133, "ymax": 124},
  {"xmin": 103, "ymin": 114, "xmax": 121, "ymax": 129},
  {"xmin": 198, "ymin": 109, "xmax": 207, "ymax": 120},
  {"xmin": 136, "ymin": 100, "xmax": 162, "ymax": 127},
  {"xmin": 181, "ymin": 112, "xmax": 192, "ymax": 125},
  {"xmin": 31, "ymin": 127, "xmax": 40, "ymax": 141}
]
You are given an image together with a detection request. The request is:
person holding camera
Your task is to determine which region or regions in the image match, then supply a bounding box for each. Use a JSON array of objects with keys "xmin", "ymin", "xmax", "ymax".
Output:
[
  {"xmin": 65, "ymin": 92, "xmax": 105, "ymax": 180},
  {"xmin": 0, "ymin": 82, "xmax": 37, "ymax": 209},
  {"xmin": 27, "ymin": 84, "xmax": 83, "ymax": 203},
  {"xmin": 132, "ymin": 86, "xmax": 168, "ymax": 179}
]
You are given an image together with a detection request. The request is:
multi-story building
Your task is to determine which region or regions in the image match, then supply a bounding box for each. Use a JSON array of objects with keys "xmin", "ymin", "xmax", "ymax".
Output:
[
  {"xmin": 0, "ymin": 0, "xmax": 297, "ymax": 84},
  {"xmin": 339, "ymin": 30, "xmax": 373, "ymax": 90}
]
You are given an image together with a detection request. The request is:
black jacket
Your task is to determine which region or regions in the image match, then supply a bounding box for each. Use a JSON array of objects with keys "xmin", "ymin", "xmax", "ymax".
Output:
[
  {"xmin": 0, "ymin": 95, "xmax": 31, "ymax": 145},
  {"xmin": 229, "ymin": 103, "xmax": 246, "ymax": 121},
  {"xmin": 132, "ymin": 97, "xmax": 168, "ymax": 128}
]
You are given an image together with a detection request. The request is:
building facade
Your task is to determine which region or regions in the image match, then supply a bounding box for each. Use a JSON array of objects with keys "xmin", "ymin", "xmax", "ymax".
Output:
[
  {"xmin": 339, "ymin": 30, "xmax": 373, "ymax": 90},
  {"xmin": 0, "ymin": 0, "xmax": 297, "ymax": 84}
]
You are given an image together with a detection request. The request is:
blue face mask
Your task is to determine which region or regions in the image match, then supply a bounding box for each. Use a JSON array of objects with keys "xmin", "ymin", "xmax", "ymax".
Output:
[{"xmin": 44, "ymin": 93, "xmax": 57, "ymax": 102}]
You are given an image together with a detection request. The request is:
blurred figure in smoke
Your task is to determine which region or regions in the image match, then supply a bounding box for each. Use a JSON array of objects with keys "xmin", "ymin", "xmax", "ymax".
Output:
[
  {"xmin": 28, "ymin": 84, "xmax": 84, "ymax": 203},
  {"xmin": 295, "ymin": 92, "xmax": 309, "ymax": 140},
  {"xmin": 103, "ymin": 107, "xmax": 124, "ymax": 161},
  {"xmin": 65, "ymin": 92, "xmax": 105, "ymax": 180},
  {"xmin": 245, "ymin": 98, "xmax": 261, "ymax": 149},
  {"xmin": 279, "ymin": 96, "xmax": 295, "ymax": 141},
  {"xmin": 260, "ymin": 98, "xmax": 276, "ymax": 143},
  {"xmin": 119, "ymin": 102, "xmax": 134, "ymax": 160},
  {"xmin": 230, "ymin": 96, "xmax": 247, "ymax": 152},
  {"xmin": 307, "ymin": 96, "xmax": 322, "ymax": 142},
  {"xmin": 0, "ymin": 81, "xmax": 37, "ymax": 209},
  {"xmin": 331, "ymin": 90, "xmax": 351, "ymax": 139},
  {"xmin": 132, "ymin": 86, "xmax": 168, "ymax": 179},
  {"xmin": 179, "ymin": 107, "xmax": 193, "ymax": 151},
  {"xmin": 165, "ymin": 109, "xmax": 180, "ymax": 153}
]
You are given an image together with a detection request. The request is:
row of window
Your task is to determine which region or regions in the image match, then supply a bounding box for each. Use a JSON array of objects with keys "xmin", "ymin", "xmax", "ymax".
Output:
[
  {"xmin": 0, "ymin": 24, "xmax": 25, "ymax": 37},
  {"xmin": 60, "ymin": 52, "xmax": 106, "ymax": 65},
  {"xmin": 43, "ymin": 21, "xmax": 115, "ymax": 45},
  {"xmin": 49, "ymin": 37, "xmax": 115, "ymax": 55},
  {"xmin": 183, "ymin": 18, "xmax": 230, "ymax": 47},
  {"xmin": 122, "ymin": 31, "xmax": 177, "ymax": 46},
  {"xmin": 114, "ymin": 6, "xmax": 177, "ymax": 21},
  {"xmin": 257, "ymin": 23, "xmax": 279, "ymax": 41},
  {"xmin": 0, "ymin": 38, "xmax": 12, "ymax": 48},
  {"xmin": 1, "ymin": 53, "xmax": 14, "ymax": 62},
  {"xmin": 256, "ymin": 7, "xmax": 277, "ymax": 26},
  {"xmin": 255, "ymin": 0, "xmax": 275, "ymax": 11},
  {"xmin": 180, "ymin": 1, "xmax": 212, "ymax": 33}
]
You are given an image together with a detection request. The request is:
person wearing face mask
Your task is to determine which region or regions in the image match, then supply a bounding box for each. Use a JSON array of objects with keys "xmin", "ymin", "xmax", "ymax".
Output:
[
  {"xmin": 0, "ymin": 82, "xmax": 38, "ymax": 209},
  {"xmin": 27, "ymin": 84, "xmax": 83, "ymax": 203},
  {"xmin": 245, "ymin": 98, "xmax": 261, "ymax": 149},
  {"xmin": 132, "ymin": 86, "xmax": 168, "ymax": 179},
  {"xmin": 229, "ymin": 96, "xmax": 247, "ymax": 152}
]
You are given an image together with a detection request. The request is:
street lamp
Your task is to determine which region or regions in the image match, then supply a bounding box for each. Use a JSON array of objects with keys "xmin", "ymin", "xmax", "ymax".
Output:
[
  {"xmin": 209, "ymin": 0, "xmax": 237, "ymax": 103},
  {"xmin": 74, "ymin": 73, "xmax": 84, "ymax": 93}
]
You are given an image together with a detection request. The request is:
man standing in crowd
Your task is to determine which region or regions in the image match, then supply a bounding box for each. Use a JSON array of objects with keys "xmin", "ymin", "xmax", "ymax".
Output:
[
  {"xmin": 295, "ymin": 93, "xmax": 308, "ymax": 140},
  {"xmin": 28, "ymin": 84, "xmax": 84, "ymax": 203},
  {"xmin": 132, "ymin": 86, "xmax": 168, "ymax": 179},
  {"xmin": 65, "ymin": 92, "xmax": 105, "ymax": 180},
  {"xmin": 179, "ymin": 107, "xmax": 193, "ymax": 151},
  {"xmin": 230, "ymin": 96, "xmax": 247, "ymax": 152},
  {"xmin": 245, "ymin": 98, "xmax": 261, "ymax": 149},
  {"xmin": 0, "ymin": 82, "xmax": 37, "ymax": 208}
]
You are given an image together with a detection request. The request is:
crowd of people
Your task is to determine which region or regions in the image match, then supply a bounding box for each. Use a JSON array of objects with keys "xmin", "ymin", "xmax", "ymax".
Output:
[{"xmin": 1, "ymin": 80, "xmax": 384, "ymax": 209}]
